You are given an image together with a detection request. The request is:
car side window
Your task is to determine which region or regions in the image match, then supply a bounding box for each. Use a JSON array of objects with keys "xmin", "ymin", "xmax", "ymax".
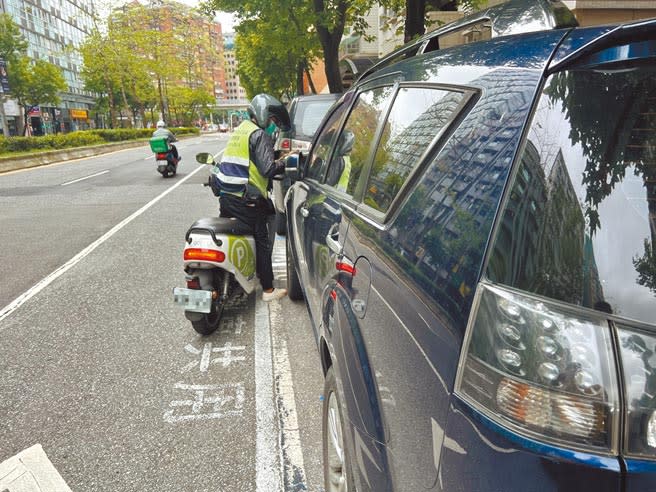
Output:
[
  {"xmin": 324, "ymin": 86, "xmax": 395, "ymax": 198},
  {"xmin": 305, "ymin": 104, "xmax": 348, "ymax": 181},
  {"xmin": 363, "ymin": 87, "xmax": 466, "ymax": 213}
]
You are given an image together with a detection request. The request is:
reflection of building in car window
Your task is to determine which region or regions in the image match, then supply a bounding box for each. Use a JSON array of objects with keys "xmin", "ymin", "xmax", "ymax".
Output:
[
  {"xmin": 487, "ymin": 66, "xmax": 656, "ymax": 325},
  {"xmin": 364, "ymin": 87, "xmax": 464, "ymax": 213}
]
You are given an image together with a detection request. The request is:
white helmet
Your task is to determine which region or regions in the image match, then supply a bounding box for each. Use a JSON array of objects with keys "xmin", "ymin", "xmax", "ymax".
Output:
[{"xmin": 156, "ymin": 120, "xmax": 166, "ymax": 128}]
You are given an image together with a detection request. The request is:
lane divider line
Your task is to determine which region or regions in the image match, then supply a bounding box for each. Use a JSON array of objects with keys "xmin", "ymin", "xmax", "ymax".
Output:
[
  {"xmin": 255, "ymin": 293, "xmax": 283, "ymax": 492},
  {"xmin": 0, "ymin": 154, "xmax": 221, "ymax": 326},
  {"xmin": 270, "ymin": 299, "xmax": 309, "ymax": 491},
  {"xmin": 60, "ymin": 169, "xmax": 109, "ymax": 186}
]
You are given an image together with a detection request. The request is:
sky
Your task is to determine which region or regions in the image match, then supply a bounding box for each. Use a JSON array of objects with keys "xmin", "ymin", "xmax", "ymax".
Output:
[{"xmin": 176, "ymin": 0, "xmax": 237, "ymax": 32}]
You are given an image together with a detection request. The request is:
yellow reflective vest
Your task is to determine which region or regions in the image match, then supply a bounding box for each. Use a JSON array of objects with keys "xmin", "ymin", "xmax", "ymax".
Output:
[{"xmin": 215, "ymin": 120, "xmax": 269, "ymax": 198}]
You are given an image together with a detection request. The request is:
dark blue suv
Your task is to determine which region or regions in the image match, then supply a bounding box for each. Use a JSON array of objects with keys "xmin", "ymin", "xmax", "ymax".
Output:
[{"xmin": 284, "ymin": 1, "xmax": 656, "ymax": 490}]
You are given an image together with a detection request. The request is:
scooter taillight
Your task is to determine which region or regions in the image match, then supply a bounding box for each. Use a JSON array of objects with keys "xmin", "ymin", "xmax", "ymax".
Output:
[
  {"xmin": 156, "ymin": 152, "xmax": 168, "ymax": 159},
  {"xmin": 184, "ymin": 248, "xmax": 225, "ymax": 263}
]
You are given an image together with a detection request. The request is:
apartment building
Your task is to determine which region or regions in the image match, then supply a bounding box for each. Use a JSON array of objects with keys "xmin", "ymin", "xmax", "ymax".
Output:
[{"xmin": 0, "ymin": 0, "xmax": 96, "ymax": 134}]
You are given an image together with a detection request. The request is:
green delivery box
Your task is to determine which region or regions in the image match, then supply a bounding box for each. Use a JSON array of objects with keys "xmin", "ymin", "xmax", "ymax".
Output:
[{"xmin": 149, "ymin": 136, "xmax": 169, "ymax": 153}]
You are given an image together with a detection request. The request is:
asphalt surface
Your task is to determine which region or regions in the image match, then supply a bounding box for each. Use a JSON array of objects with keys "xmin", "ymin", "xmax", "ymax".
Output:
[{"xmin": 0, "ymin": 134, "xmax": 324, "ymax": 491}]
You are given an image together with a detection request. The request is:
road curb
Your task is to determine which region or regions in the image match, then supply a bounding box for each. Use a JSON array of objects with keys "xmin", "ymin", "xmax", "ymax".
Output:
[
  {"xmin": 0, "ymin": 134, "xmax": 199, "ymax": 174},
  {"xmin": 0, "ymin": 140, "xmax": 148, "ymax": 174}
]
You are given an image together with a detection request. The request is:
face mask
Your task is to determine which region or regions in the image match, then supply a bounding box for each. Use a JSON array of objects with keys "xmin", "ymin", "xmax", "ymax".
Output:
[{"xmin": 265, "ymin": 121, "xmax": 277, "ymax": 136}]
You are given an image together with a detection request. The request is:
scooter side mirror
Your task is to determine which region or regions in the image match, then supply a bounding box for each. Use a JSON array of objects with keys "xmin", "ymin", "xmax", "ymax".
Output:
[{"xmin": 196, "ymin": 152, "xmax": 215, "ymax": 165}]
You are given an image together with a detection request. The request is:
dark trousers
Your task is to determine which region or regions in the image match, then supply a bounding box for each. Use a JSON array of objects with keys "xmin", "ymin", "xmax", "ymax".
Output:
[
  {"xmin": 219, "ymin": 194, "xmax": 274, "ymax": 290},
  {"xmin": 169, "ymin": 144, "xmax": 179, "ymax": 160}
]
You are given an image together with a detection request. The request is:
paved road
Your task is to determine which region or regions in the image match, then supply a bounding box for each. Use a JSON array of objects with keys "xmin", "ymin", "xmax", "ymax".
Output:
[{"xmin": 0, "ymin": 134, "xmax": 324, "ymax": 492}]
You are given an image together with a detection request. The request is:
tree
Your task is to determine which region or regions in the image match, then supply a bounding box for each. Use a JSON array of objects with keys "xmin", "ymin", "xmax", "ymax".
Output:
[
  {"xmin": 392, "ymin": 0, "xmax": 485, "ymax": 43},
  {"xmin": 0, "ymin": 13, "xmax": 28, "ymax": 136},
  {"xmin": 201, "ymin": 0, "xmax": 371, "ymax": 94},
  {"xmin": 201, "ymin": 0, "xmax": 320, "ymax": 97},
  {"xmin": 8, "ymin": 56, "xmax": 67, "ymax": 135},
  {"xmin": 547, "ymin": 68, "xmax": 656, "ymax": 295},
  {"xmin": 80, "ymin": 30, "xmax": 121, "ymax": 128},
  {"xmin": 82, "ymin": 1, "xmax": 220, "ymax": 128},
  {"xmin": 168, "ymin": 86, "xmax": 214, "ymax": 126}
]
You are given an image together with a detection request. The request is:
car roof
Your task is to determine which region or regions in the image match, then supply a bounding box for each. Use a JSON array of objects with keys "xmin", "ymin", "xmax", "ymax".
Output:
[{"xmin": 358, "ymin": 0, "xmax": 578, "ymax": 82}]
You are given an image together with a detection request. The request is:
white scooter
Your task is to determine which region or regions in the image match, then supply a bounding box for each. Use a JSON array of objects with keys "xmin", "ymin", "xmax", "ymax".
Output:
[
  {"xmin": 172, "ymin": 152, "xmax": 293, "ymax": 335},
  {"xmin": 172, "ymin": 152, "xmax": 256, "ymax": 335}
]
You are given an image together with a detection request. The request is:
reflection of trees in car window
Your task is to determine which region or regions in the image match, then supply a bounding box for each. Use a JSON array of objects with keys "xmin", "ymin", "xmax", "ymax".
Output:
[
  {"xmin": 364, "ymin": 87, "xmax": 465, "ymax": 213},
  {"xmin": 547, "ymin": 69, "xmax": 656, "ymax": 297},
  {"xmin": 306, "ymin": 104, "xmax": 348, "ymax": 181},
  {"xmin": 489, "ymin": 65, "xmax": 656, "ymax": 325},
  {"xmin": 341, "ymin": 87, "xmax": 394, "ymax": 197}
]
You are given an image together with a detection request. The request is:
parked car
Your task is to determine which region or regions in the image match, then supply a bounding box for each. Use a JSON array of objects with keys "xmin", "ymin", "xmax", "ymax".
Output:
[
  {"xmin": 284, "ymin": 1, "xmax": 656, "ymax": 491},
  {"xmin": 272, "ymin": 93, "xmax": 341, "ymax": 235},
  {"xmin": 218, "ymin": 123, "xmax": 229, "ymax": 133},
  {"xmin": 276, "ymin": 93, "xmax": 341, "ymax": 153}
]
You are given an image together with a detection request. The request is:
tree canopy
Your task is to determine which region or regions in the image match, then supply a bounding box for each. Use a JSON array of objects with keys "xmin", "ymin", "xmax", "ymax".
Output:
[
  {"xmin": 202, "ymin": 0, "xmax": 485, "ymax": 94},
  {"xmin": 81, "ymin": 1, "xmax": 219, "ymax": 127},
  {"xmin": 201, "ymin": 0, "xmax": 321, "ymax": 98}
]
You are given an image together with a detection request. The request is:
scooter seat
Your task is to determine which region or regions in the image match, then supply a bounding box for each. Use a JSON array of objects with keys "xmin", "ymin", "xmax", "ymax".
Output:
[{"xmin": 186, "ymin": 217, "xmax": 253, "ymax": 244}]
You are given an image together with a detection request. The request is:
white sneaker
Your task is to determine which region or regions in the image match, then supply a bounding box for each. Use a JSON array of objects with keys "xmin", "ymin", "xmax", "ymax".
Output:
[{"xmin": 262, "ymin": 288, "xmax": 287, "ymax": 302}]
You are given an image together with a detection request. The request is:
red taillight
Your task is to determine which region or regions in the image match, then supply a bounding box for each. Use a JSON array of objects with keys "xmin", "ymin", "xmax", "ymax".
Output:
[
  {"xmin": 280, "ymin": 138, "xmax": 291, "ymax": 150},
  {"xmin": 156, "ymin": 152, "xmax": 168, "ymax": 159},
  {"xmin": 336, "ymin": 261, "xmax": 356, "ymax": 276},
  {"xmin": 186, "ymin": 277, "xmax": 200, "ymax": 289},
  {"xmin": 184, "ymin": 248, "xmax": 225, "ymax": 262}
]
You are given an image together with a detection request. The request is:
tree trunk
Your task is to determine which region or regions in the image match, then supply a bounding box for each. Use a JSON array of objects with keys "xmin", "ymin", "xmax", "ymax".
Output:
[
  {"xmin": 305, "ymin": 65, "xmax": 317, "ymax": 94},
  {"xmin": 22, "ymin": 106, "xmax": 30, "ymax": 136},
  {"xmin": 314, "ymin": 0, "xmax": 346, "ymax": 94},
  {"xmin": 322, "ymin": 36, "xmax": 343, "ymax": 94},
  {"xmin": 296, "ymin": 61, "xmax": 305, "ymax": 96},
  {"xmin": 404, "ymin": 0, "xmax": 427, "ymax": 43},
  {"xmin": 0, "ymin": 96, "xmax": 9, "ymax": 136},
  {"xmin": 157, "ymin": 76, "xmax": 166, "ymax": 123},
  {"xmin": 119, "ymin": 85, "xmax": 132, "ymax": 128},
  {"xmin": 105, "ymin": 79, "xmax": 117, "ymax": 129}
]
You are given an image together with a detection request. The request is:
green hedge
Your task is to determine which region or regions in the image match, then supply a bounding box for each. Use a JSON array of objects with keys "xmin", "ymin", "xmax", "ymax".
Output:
[{"xmin": 0, "ymin": 127, "xmax": 200, "ymax": 155}]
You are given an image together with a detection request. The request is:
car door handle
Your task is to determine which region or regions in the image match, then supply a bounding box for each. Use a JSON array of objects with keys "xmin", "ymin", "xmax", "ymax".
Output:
[{"xmin": 300, "ymin": 206, "xmax": 309, "ymax": 218}]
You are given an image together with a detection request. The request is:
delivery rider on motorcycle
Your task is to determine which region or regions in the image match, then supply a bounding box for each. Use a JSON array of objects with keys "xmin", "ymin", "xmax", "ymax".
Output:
[{"xmin": 152, "ymin": 120, "xmax": 180, "ymax": 162}]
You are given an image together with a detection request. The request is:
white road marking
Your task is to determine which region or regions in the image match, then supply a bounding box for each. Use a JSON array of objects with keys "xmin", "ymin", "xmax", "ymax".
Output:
[
  {"xmin": 0, "ymin": 444, "xmax": 72, "ymax": 492},
  {"xmin": 60, "ymin": 169, "xmax": 109, "ymax": 186},
  {"xmin": 0, "ymin": 152, "xmax": 222, "ymax": 326},
  {"xmin": 270, "ymin": 299, "xmax": 309, "ymax": 491},
  {"xmin": 163, "ymin": 382, "xmax": 245, "ymax": 423},
  {"xmin": 255, "ymin": 293, "xmax": 283, "ymax": 491}
]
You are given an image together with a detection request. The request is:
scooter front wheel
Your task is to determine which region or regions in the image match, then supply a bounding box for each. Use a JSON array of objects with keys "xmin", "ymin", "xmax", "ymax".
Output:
[{"xmin": 190, "ymin": 302, "xmax": 224, "ymax": 335}]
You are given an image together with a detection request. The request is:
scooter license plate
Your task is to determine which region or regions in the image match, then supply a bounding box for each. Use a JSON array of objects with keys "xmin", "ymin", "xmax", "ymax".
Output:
[{"xmin": 173, "ymin": 287, "xmax": 212, "ymax": 313}]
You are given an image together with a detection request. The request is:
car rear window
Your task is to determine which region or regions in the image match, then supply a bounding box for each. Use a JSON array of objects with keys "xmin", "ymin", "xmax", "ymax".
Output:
[
  {"xmin": 487, "ymin": 64, "xmax": 656, "ymax": 326},
  {"xmin": 293, "ymin": 99, "xmax": 337, "ymax": 140}
]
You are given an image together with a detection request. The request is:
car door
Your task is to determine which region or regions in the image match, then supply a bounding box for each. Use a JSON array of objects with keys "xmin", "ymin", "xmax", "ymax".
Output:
[
  {"xmin": 335, "ymin": 84, "xmax": 479, "ymax": 490},
  {"xmin": 317, "ymin": 83, "xmax": 400, "ymax": 491},
  {"xmin": 288, "ymin": 96, "xmax": 352, "ymax": 322}
]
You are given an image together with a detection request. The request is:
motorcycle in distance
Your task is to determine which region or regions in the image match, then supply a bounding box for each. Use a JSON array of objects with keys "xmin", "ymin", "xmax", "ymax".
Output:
[
  {"xmin": 172, "ymin": 151, "xmax": 298, "ymax": 335},
  {"xmin": 149, "ymin": 135, "xmax": 180, "ymax": 177}
]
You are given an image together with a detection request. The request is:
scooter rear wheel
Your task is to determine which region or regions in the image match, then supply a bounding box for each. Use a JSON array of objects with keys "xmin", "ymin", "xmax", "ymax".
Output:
[{"xmin": 191, "ymin": 303, "xmax": 224, "ymax": 335}]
